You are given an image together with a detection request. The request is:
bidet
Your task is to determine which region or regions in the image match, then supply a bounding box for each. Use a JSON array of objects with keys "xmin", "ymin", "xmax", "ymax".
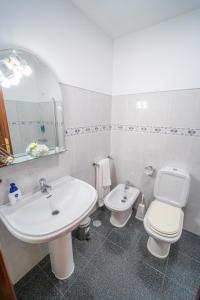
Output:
[{"xmin": 104, "ymin": 184, "xmax": 140, "ymax": 227}]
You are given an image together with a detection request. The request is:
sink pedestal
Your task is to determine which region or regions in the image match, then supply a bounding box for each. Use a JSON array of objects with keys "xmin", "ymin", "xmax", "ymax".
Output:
[{"xmin": 48, "ymin": 233, "xmax": 74, "ymax": 280}]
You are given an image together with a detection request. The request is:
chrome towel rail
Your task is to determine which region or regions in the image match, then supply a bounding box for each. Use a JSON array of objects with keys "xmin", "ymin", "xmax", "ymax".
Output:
[{"xmin": 93, "ymin": 155, "xmax": 113, "ymax": 167}]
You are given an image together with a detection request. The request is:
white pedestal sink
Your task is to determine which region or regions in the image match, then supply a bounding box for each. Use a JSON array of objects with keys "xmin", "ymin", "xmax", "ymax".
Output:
[{"xmin": 0, "ymin": 176, "xmax": 97, "ymax": 280}]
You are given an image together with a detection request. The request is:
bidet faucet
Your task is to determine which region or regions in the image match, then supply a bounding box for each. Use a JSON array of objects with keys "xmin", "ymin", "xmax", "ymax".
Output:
[
  {"xmin": 39, "ymin": 178, "xmax": 51, "ymax": 193},
  {"xmin": 124, "ymin": 180, "xmax": 130, "ymax": 191}
]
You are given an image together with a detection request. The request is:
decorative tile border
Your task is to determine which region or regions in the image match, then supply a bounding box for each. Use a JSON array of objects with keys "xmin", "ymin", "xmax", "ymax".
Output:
[
  {"xmin": 111, "ymin": 124, "xmax": 200, "ymax": 137},
  {"xmin": 66, "ymin": 124, "xmax": 111, "ymax": 136},
  {"xmin": 9, "ymin": 121, "xmax": 199, "ymax": 137},
  {"xmin": 65, "ymin": 123, "xmax": 200, "ymax": 137},
  {"xmin": 8, "ymin": 121, "xmax": 64, "ymax": 126}
]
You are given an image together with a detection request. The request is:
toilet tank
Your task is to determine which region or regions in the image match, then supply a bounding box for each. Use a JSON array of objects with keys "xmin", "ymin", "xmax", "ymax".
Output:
[{"xmin": 154, "ymin": 167, "xmax": 190, "ymax": 208}]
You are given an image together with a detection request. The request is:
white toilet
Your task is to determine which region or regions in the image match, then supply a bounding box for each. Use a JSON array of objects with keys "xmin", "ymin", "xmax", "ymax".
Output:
[
  {"xmin": 104, "ymin": 183, "xmax": 140, "ymax": 227},
  {"xmin": 144, "ymin": 167, "xmax": 190, "ymax": 259}
]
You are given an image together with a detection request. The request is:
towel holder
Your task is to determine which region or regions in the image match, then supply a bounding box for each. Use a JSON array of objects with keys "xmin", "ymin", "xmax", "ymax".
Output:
[{"xmin": 93, "ymin": 155, "xmax": 113, "ymax": 167}]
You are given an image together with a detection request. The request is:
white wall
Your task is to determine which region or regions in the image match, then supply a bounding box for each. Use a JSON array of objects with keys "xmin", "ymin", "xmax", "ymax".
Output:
[
  {"xmin": 112, "ymin": 9, "xmax": 200, "ymax": 95},
  {"xmin": 0, "ymin": 0, "xmax": 113, "ymax": 95}
]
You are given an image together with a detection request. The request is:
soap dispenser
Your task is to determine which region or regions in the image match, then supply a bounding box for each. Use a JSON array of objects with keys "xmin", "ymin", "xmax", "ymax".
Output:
[{"xmin": 8, "ymin": 183, "xmax": 22, "ymax": 205}]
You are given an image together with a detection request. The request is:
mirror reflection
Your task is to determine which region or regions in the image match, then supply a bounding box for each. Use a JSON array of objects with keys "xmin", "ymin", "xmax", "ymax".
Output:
[{"xmin": 0, "ymin": 49, "xmax": 65, "ymax": 166}]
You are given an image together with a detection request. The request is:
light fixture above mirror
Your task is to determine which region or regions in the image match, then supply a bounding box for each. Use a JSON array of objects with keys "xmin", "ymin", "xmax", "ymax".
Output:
[{"xmin": 0, "ymin": 50, "xmax": 32, "ymax": 88}]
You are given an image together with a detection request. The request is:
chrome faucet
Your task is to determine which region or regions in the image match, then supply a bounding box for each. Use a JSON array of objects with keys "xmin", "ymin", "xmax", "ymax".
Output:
[
  {"xmin": 39, "ymin": 178, "xmax": 51, "ymax": 193},
  {"xmin": 124, "ymin": 180, "xmax": 130, "ymax": 191}
]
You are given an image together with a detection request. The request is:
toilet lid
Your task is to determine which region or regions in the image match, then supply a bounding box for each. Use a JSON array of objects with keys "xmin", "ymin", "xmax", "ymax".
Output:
[{"xmin": 148, "ymin": 200, "xmax": 182, "ymax": 236}]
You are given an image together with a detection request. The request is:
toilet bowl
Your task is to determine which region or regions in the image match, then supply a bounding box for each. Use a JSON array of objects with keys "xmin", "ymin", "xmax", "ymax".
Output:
[
  {"xmin": 144, "ymin": 200, "xmax": 184, "ymax": 258},
  {"xmin": 144, "ymin": 167, "xmax": 190, "ymax": 259},
  {"xmin": 104, "ymin": 184, "xmax": 140, "ymax": 227}
]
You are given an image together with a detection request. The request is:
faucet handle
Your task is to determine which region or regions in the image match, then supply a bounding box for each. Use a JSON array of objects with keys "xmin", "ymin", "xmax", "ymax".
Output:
[{"xmin": 125, "ymin": 180, "xmax": 130, "ymax": 185}]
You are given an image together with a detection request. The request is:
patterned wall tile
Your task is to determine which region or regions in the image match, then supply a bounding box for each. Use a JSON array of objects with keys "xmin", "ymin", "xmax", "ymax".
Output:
[
  {"xmin": 65, "ymin": 123, "xmax": 200, "ymax": 137},
  {"xmin": 65, "ymin": 124, "xmax": 110, "ymax": 136}
]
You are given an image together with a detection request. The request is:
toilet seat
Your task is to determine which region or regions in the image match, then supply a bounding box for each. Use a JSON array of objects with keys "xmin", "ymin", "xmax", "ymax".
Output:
[{"xmin": 147, "ymin": 200, "xmax": 182, "ymax": 237}]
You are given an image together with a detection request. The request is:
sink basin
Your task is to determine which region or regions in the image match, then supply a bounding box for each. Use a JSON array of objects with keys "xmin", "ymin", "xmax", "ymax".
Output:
[
  {"xmin": 0, "ymin": 176, "xmax": 97, "ymax": 243},
  {"xmin": 0, "ymin": 176, "xmax": 97, "ymax": 279}
]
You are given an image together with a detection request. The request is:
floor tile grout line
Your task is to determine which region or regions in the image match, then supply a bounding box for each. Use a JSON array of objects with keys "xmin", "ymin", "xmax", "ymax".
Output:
[
  {"xmin": 73, "ymin": 252, "xmax": 95, "ymax": 275},
  {"xmin": 142, "ymin": 260, "xmax": 166, "ymax": 276},
  {"xmin": 105, "ymin": 226, "xmax": 142, "ymax": 249},
  {"xmin": 64, "ymin": 257, "xmax": 118, "ymax": 300},
  {"xmin": 178, "ymin": 249, "xmax": 200, "ymax": 264},
  {"xmin": 73, "ymin": 232, "xmax": 110, "ymax": 265},
  {"xmin": 86, "ymin": 245, "xmax": 166, "ymax": 295},
  {"xmin": 35, "ymin": 229, "xmax": 112, "ymax": 297},
  {"xmin": 91, "ymin": 220, "xmax": 200, "ymax": 274},
  {"xmin": 79, "ymin": 227, "xmax": 126, "ymax": 266},
  {"xmin": 110, "ymin": 228, "xmax": 167, "ymax": 276},
  {"xmin": 63, "ymin": 248, "xmax": 102, "ymax": 299},
  {"xmin": 162, "ymin": 255, "xmax": 169, "ymax": 277},
  {"xmin": 101, "ymin": 228, "xmax": 133, "ymax": 252},
  {"xmin": 166, "ymin": 247, "xmax": 200, "ymax": 294},
  {"xmin": 132, "ymin": 228, "xmax": 169, "ymax": 276},
  {"xmin": 97, "ymin": 223, "xmax": 156, "ymax": 264},
  {"xmin": 38, "ymin": 263, "xmax": 66, "ymax": 298},
  {"xmin": 90, "ymin": 226, "xmax": 113, "ymax": 239},
  {"xmin": 14, "ymin": 265, "xmax": 41, "ymax": 293},
  {"xmin": 160, "ymin": 256, "xmax": 169, "ymax": 291},
  {"xmin": 163, "ymin": 274, "xmax": 197, "ymax": 296},
  {"xmin": 89, "ymin": 227, "xmax": 166, "ymax": 277}
]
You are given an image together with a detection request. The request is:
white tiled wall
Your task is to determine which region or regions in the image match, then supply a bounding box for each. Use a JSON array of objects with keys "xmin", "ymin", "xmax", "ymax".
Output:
[
  {"xmin": 61, "ymin": 84, "xmax": 111, "ymax": 186},
  {"xmin": 0, "ymin": 84, "xmax": 112, "ymax": 283},
  {"xmin": 111, "ymin": 89, "xmax": 200, "ymax": 236}
]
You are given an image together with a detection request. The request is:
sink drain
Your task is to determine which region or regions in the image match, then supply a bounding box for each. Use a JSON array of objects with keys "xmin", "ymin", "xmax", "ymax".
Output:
[
  {"xmin": 121, "ymin": 196, "xmax": 127, "ymax": 203},
  {"xmin": 52, "ymin": 210, "xmax": 60, "ymax": 215}
]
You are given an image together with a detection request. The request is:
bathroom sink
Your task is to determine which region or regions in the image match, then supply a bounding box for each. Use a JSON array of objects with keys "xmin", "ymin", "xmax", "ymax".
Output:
[
  {"xmin": 0, "ymin": 176, "xmax": 97, "ymax": 279},
  {"xmin": 0, "ymin": 176, "xmax": 97, "ymax": 243}
]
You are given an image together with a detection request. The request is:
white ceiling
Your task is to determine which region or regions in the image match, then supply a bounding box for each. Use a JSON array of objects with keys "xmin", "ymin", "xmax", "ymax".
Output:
[{"xmin": 71, "ymin": 0, "xmax": 200, "ymax": 38}]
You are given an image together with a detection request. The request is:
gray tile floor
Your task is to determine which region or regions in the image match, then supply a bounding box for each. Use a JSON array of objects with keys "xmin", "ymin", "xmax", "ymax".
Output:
[{"xmin": 15, "ymin": 208, "xmax": 200, "ymax": 300}]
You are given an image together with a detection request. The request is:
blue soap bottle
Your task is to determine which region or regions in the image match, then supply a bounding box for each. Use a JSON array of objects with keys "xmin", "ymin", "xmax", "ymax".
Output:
[{"xmin": 8, "ymin": 183, "xmax": 22, "ymax": 205}]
